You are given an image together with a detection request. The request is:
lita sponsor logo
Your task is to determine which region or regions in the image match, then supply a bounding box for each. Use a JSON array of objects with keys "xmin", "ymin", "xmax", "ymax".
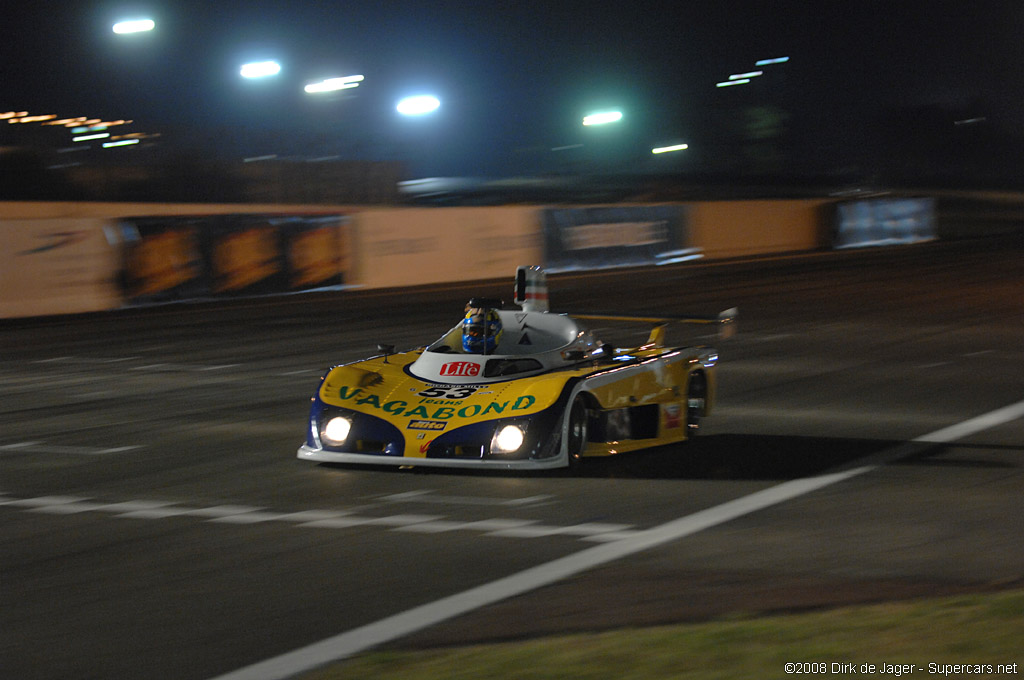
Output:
[
  {"xmin": 408, "ymin": 420, "xmax": 447, "ymax": 431},
  {"xmin": 440, "ymin": 361, "xmax": 480, "ymax": 377}
]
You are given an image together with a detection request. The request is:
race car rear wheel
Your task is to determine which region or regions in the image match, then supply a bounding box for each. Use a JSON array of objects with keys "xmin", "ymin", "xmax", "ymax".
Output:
[
  {"xmin": 566, "ymin": 394, "xmax": 589, "ymax": 468},
  {"xmin": 686, "ymin": 372, "xmax": 707, "ymax": 436}
]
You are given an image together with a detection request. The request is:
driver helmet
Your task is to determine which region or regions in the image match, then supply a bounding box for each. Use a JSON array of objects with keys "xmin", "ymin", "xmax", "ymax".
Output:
[{"xmin": 462, "ymin": 307, "xmax": 503, "ymax": 353}]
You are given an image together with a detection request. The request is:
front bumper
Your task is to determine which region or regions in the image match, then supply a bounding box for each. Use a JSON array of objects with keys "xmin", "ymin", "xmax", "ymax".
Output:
[
  {"xmin": 296, "ymin": 444, "xmax": 567, "ymax": 470},
  {"xmin": 299, "ymin": 400, "xmax": 567, "ymax": 470}
]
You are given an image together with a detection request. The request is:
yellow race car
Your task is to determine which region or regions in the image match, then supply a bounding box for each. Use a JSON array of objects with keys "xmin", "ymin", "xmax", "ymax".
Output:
[{"xmin": 298, "ymin": 267, "xmax": 735, "ymax": 470}]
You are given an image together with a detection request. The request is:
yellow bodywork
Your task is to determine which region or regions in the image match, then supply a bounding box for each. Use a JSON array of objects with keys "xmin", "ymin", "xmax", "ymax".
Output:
[{"xmin": 319, "ymin": 344, "xmax": 715, "ymax": 460}]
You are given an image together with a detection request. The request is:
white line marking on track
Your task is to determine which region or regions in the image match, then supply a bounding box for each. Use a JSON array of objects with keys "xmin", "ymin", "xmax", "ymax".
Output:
[
  {"xmin": 0, "ymin": 495, "xmax": 632, "ymax": 542},
  {"xmin": 913, "ymin": 398, "xmax": 1024, "ymax": 444},
  {"xmin": 207, "ymin": 396, "xmax": 1024, "ymax": 680},
  {"xmin": 0, "ymin": 442, "xmax": 142, "ymax": 456},
  {"xmin": 377, "ymin": 490, "xmax": 554, "ymax": 508}
]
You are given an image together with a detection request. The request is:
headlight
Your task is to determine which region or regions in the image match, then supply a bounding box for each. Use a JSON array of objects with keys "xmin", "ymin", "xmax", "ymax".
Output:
[
  {"xmin": 491, "ymin": 424, "xmax": 525, "ymax": 454},
  {"xmin": 321, "ymin": 416, "xmax": 352, "ymax": 446}
]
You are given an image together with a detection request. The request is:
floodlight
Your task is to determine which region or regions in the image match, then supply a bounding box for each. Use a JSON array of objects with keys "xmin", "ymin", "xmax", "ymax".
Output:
[
  {"xmin": 113, "ymin": 19, "xmax": 155, "ymax": 34},
  {"xmin": 305, "ymin": 75, "xmax": 364, "ymax": 94},
  {"xmin": 397, "ymin": 95, "xmax": 440, "ymax": 116},
  {"xmin": 652, "ymin": 144, "xmax": 689, "ymax": 154},
  {"xmin": 241, "ymin": 61, "xmax": 282, "ymax": 79},
  {"xmin": 582, "ymin": 111, "xmax": 623, "ymax": 126}
]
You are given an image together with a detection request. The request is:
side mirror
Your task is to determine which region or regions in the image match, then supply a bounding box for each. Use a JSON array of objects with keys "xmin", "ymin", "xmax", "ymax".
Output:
[{"xmin": 378, "ymin": 344, "xmax": 396, "ymax": 363}]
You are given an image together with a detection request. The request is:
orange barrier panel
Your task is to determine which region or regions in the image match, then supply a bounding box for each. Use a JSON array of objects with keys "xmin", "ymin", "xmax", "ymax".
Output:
[
  {"xmin": 1, "ymin": 200, "xmax": 837, "ymax": 318},
  {"xmin": 0, "ymin": 219, "xmax": 121, "ymax": 318},
  {"xmin": 688, "ymin": 200, "xmax": 829, "ymax": 259},
  {"xmin": 353, "ymin": 207, "xmax": 542, "ymax": 289}
]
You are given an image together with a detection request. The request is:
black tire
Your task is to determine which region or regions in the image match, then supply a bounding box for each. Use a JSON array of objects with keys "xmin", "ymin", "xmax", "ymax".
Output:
[
  {"xmin": 565, "ymin": 394, "xmax": 589, "ymax": 469},
  {"xmin": 686, "ymin": 373, "xmax": 706, "ymax": 437}
]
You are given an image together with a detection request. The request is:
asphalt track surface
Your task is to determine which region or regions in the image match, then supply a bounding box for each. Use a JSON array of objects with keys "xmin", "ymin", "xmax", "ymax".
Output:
[{"xmin": 3, "ymin": 237, "xmax": 1023, "ymax": 679}]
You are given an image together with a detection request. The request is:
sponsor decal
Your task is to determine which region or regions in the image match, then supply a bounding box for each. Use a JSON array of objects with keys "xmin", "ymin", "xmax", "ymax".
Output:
[
  {"xmin": 417, "ymin": 386, "xmax": 477, "ymax": 400},
  {"xmin": 17, "ymin": 231, "xmax": 89, "ymax": 255},
  {"xmin": 289, "ymin": 227, "xmax": 341, "ymax": 287},
  {"xmin": 126, "ymin": 228, "xmax": 201, "ymax": 296},
  {"xmin": 328, "ymin": 384, "xmax": 537, "ymax": 420},
  {"xmin": 408, "ymin": 420, "xmax": 447, "ymax": 431},
  {"xmin": 564, "ymin": 221, "xmax": 668, "ymax": 250},
  {"xmin": 439, "ymin": 361, "xmax": 480, "ymax": 377},
  {"xmin": 212, "ymin": 227, "xmax": 280, "ymax": 292},
  {"xmin": 663, "ymin": 403, "xmax": 682, "ymax": 429}
]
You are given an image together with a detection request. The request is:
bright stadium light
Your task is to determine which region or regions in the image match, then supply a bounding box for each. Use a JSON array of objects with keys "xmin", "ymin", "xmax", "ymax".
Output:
[
  {"xmin": 716, "ymin": 79, "xmax": 750, "ymax": 88},
  {"xmin": 755, "ymin": 56, "xmax": 790, "ymax": 66},
  {"xmin": 582, "ymin": 111, "xmax": 623, "ymax": 126},
  {"xmin": 113, "ymin": 19, "xmax": 155, "ymax": 34},
  {"xmin": 305, "ymin": 75, "xmax": 364, "ymax": 94},
  {"xmin": 73, "ymin": 133, "xmax": 110, "ymax": 142},
  {"xmin": 103, "ymin": 139, "xmax": 140, "ymax": 148},
  {"xmin": 729, "ymin": 70, "xmax": 763, "ymax": 80},
  {"xmin": 240, "ymin": 61, "xmax": 282, "ymax": 79},
  {"xmin": 396, "ymin": 95, "xmax": 440, "ymax": 116},
  {"xmin": 652, "ymin": 143, "xmax": 689, "ymax": 154}
]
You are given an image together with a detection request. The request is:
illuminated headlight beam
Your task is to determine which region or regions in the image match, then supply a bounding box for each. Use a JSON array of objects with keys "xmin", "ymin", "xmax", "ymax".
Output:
[
  {"xmin": 321, "ymin": 416, "xmax": 352, "ymax": 447},
  {"xmin": 652, "ymin": 143, "xmax": 689, "ymax": 154},
  {"xmin": 491, "ymin": 424, "xmax": 526, "ymax": 454},
  {"xmin": 113, "ymin": 19, "xmax": 155, "ymax": 34}
]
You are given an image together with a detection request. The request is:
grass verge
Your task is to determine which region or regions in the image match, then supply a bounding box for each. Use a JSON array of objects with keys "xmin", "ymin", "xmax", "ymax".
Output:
[{"xmin": 301, "ymin": 589, "xmax": 1023, "ymax": 680}]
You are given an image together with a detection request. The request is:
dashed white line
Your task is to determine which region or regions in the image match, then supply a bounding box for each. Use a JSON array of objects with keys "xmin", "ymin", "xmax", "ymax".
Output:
[
  {"xmin": 0, "ymin": 442, "xmax": 142, "ymax": 456},
  {"xmin": 210, "ymin": 512, "xmax": 291, "ymax": 525},
  {"xmin": 0, "ymin": 494, "xmax": 635, "ymax": 543},
  {"xmin": 460, "ymin": 518, "xmax": 539, "ymax": 531},
  {"xmin": 23, "ymin": 354, "xmax": 313, "ymax": 378},
  {"xmin": 185, "ymin": 505, "xmax": 267, "ymax": 518},
  {"xmin": 377, "ymin": 490, "xmax": 553, "ymax": 507}
]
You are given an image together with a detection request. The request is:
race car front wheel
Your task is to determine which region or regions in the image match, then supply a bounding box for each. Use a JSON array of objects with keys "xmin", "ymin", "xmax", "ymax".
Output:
[{"xmin": 566, "ymin": 394, "xmax": 589, "ymax": 468}]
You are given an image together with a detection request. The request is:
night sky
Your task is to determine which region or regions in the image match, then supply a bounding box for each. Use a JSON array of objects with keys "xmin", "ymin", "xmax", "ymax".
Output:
[{"xmin": 4, "ymin": 1, "xmax": 1024, "ymax": 178}]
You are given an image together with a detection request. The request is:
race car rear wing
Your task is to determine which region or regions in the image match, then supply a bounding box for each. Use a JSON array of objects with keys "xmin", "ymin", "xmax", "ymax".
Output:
[
  {"xmin": 513, "ymin": 265, "xmax": 736, "ymax": 347},
  {"xmin": 574, "ymin": 309, "xmax": 738, "ymax": 346}
]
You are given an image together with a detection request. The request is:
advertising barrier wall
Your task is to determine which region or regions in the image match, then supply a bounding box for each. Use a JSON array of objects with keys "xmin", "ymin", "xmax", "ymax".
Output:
[
  {"xmin": 116, "ymin": 214, "xmax": 350, "ymax": 305},
  {"xmin": 833, "ymin": 198, "xmax": 936, "ymax": 248},
  {"xmin": 0, "ymin": 219, "xmax": 122, "ymax": 318},
  {"xmin": 688, "ymin": 200, "xmax": 828, "ymax": 259},
  {"xmin": 2, "ymin": 195, "xmax": 968, "ymax": 319},
  {"xmin": 540, "ymin": 205, "xmax": 690, "ymax": 271},
  {"xmin": 352, "ymin": 207, "xmax": 542, "ymax": 289}
]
